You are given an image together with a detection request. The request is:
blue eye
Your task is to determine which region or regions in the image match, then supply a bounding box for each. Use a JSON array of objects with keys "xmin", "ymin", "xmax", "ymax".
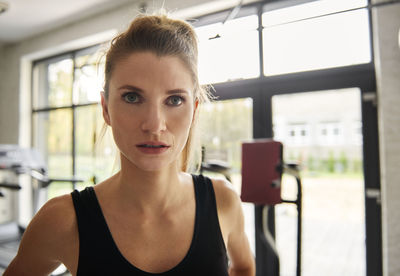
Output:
[
  {"xmin": 167, "ymin": 95, "xmax": 184, "ymax": 106},
  {"xmin": 123, "ymin": 93, "xmax": 140, "ymax": 103}
]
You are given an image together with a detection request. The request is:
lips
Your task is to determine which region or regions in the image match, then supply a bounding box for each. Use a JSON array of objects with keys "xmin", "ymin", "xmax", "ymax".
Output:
[
  {"xmin": 136, "ymin": 141, "xmax": 170, "ymax": 148},
  {"xmin": 136, "ymin": 141, "xmax": 170, "ymax": 154},
  {"xmin": 138, "ymin": 145, "xmax": 165, "ymax": 148}
]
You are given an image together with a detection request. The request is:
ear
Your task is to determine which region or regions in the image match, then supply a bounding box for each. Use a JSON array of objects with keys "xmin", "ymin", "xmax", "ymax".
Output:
[
  {"xmin": 192, "ymin": 99, "xmax": 199, "ymax": 123},
  {"xmin": 101, "ymin": 92, "xmax": 111, "ymax": 126}
]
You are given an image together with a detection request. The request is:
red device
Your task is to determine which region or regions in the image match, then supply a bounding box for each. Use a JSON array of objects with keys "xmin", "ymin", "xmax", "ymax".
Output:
[{"xmin": 241, "ymin": 139, "xmax": 283, "ymax": 205}]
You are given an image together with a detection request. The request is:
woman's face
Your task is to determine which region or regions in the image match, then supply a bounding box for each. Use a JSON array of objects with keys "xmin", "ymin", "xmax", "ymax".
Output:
[{"xmin": 102, "ymin": 51, "xmax": 196, "ymax": 172}]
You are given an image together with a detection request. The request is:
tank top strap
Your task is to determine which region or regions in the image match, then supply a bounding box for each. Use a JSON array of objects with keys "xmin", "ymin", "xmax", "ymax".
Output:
[
  {"xmin": 71, "ymin": 187, "xmax": 111, "ymax": 241},
  {"xmin": 192, "ymin": 174, "xmax": 222, "ymax": 232},
  {"xmin": 71, "ymin": 186, "xmax": 120, "ymax": 275},
  {"xmin": 190, "ymin": 175, "xmax": 228, "ymax": 268}
]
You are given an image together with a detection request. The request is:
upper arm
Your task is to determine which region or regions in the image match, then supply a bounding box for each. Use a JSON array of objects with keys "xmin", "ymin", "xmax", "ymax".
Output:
[
  {"xmin": 4, "ymin": 194, "xmax": 77, "ymax": 276},
  {"xmin": 211, "ymin": 178, "xmax": 255, "ymax": 274}
]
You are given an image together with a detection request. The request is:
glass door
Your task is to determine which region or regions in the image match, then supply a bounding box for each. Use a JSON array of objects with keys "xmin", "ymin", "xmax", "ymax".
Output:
[{"xmin": 271, "ymin": 88, "xmax": 366, "ymax": 275}]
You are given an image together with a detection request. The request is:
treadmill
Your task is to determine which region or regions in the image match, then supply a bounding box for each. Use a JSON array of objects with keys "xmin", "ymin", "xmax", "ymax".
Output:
[{"xmin": 0, "ymin": 144, "xmax": 81, "ymax": 274}]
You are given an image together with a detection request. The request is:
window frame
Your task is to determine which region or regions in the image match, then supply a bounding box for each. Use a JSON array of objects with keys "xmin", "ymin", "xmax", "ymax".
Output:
[
  {"xmin": 31, "ymin": 44, "xmax": 102, "ymax": 189},
  {"xmin": 193, "ymin": 1, "xmax": 380, "ymax": 276}
]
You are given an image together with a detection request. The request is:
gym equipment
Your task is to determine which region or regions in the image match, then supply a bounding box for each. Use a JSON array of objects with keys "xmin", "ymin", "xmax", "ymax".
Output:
[
  {"xmin": 241, "ymin": 140, "xmax": 283, "ymax": 205},
  {"xmin": 200, "ymin": 146, "xmax": 231, "ymax": 181},
  {"xmin": 241, "ymin": 139, "xmax": 303, "ymax": 276},
  {"xmin": 0, "ymin": 144, "xmax": 82, "ymax": 275}
]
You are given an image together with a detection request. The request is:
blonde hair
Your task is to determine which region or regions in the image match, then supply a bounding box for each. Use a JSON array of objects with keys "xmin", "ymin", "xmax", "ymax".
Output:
[{"xmin": 102, "ymin": 13, "xmax": 211, "ymax": 172}]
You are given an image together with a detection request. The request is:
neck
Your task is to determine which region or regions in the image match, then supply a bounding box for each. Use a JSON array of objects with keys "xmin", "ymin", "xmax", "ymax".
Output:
[{"xmin": 113, "ymin": 154, "xmax": 187, "ymax": 214}]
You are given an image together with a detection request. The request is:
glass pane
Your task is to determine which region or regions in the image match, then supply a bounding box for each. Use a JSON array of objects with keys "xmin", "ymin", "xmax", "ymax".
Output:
[
  {"xmin": 47, "ymin": 57, "xmax": 73, "ymax": 107},
  {"xmin": 263, "ymin": 8, "xmax": 371, "ymax": 75},
  {"xmin": 196, "ymin": 15, "xmax": 260, "ymax": 84},
  {"xmin": 263, "ymin": 0, "xmax": 368, "ymax": 27},
  {"xmin": 33, "ymin": 109, "xmax": 73, "ymax": 198},
  {"xmin": 75, "ymin": 105, "xmax": 118, "ymax": 190},
  {"xmin": 33, "ymin": 56, "xmax": 74, "ymax": 109},
  {"xmin": 272, "ymin": 88, "xmax": 366, "ymax": 275},
  {"xmin": 198, "ymin": 98, "xmax": 255, "ymax": 253},
  {"xmin": 73, "ymin": 47, "xmax": 104, "ymax": 104},
  {"xmin": 75, "ymin": 46, "xmax": 101, "ymax": 68}
]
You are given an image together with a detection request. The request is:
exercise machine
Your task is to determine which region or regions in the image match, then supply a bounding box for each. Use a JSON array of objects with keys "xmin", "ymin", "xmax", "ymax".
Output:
[
  {"xmin": 200, "ymin": 146, "xmax": 232, "ymax": 181},
  {"xmin": 0, "ymin": 144, "xmax": 82, "ymax": 275},
  {"xmin": 241, "ymin": 139, "xmax": 303, "ymax": 276}
]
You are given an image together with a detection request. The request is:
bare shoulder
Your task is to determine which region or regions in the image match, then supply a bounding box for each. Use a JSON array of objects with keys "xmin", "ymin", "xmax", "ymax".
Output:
[
  {"xmin": 209, "ymin": 177, "xmax": 242, "ymax": 221},
  {"xmin": 40, "ymin": 193, "xmax": 74, "ymax": 217},
  {"xmin": 209, "ymin": 177, "xmax": 256, "ymax": 274},
  {"xmin": 210, "ymin": 177, "xmax": 240, "ymax": 204},
  {"xmin": 4, "ymin": 193, "xmax": 78, "ymax": 275},
  {"xmin": 29, "ymin": 193, "xmax": 77, "ymax": 241}
]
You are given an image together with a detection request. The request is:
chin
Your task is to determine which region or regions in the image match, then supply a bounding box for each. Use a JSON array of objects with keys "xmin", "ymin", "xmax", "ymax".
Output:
[
  {"xmin": 120, "ymin": 149, "xmax": 180, "ymax": 172},
  {"xmin": 134, "ymin": 158, "xmax": 176, "ymax": 172},
  {"xmin": 139, "ymin": 164, "xmax": 166, "ymax": 172}
]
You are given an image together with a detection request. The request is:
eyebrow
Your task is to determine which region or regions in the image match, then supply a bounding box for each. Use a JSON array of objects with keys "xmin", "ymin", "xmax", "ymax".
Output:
[
  {"xmin": 117, "ymin": 85, "xmax": 190, "ymax": 95},
  {"xmin": 166, "ymin": 89, "xmax": 190, "ymax": 95},
  {"xmin": 117, "ymin": 85, "xmax": 143, "ymax": 92}
]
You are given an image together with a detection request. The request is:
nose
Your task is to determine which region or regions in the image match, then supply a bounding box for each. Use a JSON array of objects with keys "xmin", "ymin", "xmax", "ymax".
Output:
[{"xmin": 141, "ymin": 104, "xmax": 166, "ymax": 134}]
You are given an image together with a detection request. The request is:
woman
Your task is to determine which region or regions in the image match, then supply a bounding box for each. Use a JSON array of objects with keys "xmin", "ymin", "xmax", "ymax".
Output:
[{"xmin": 4, "ymin": 14, "xmax": 255, "ymax": 276}]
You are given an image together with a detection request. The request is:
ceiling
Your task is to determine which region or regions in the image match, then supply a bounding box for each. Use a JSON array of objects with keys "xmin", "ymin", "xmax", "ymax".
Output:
[
  {"xmin": 0, "ymin": 0, "xmax": 136, "ymax": 44},
  {"xmin": 0, "ymin": 0, "xmax": 273, "ymax": 45}
]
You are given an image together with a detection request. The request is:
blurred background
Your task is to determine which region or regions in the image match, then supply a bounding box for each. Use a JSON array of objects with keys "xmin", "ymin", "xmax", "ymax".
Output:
[{"xmin": 0, "ymin": 0, "xmax": 399, "ymax": 275}]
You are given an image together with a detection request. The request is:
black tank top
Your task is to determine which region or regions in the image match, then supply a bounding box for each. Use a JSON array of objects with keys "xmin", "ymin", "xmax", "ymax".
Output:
[{"xmin": 71, "ymin": 174, "xmax": 229, "ymax": 276}]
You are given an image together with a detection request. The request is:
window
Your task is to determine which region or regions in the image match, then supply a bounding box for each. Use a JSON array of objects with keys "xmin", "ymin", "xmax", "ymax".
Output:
[
  {"xmin": 287, "ymin": 123, "xmax": 311, "ymax": 145},
  {"xmin": 199, "ymin": 98, "xmax": 254, "ymax": 253},
  {"xmin": 33, "ymin": 56, "xmax": 73, "ymax": 109},
  {"xmin": 73, "ymin": 46, "xmax": 104, "ymax": 104},
  {"xmin": 32, "ymin": 45, "xmax": 116, "ymax": 198},
  {"xmin": 272, "ymin": 88, "xmax": 365, "ymax": 275},
  {"xmin": 196, "ymin": 15, "xmax": 260, "ymax": 84},
  {"xmin": 262, "ymin": 0, "xmax": 370, "ymax": 75},
  {"xmin": 318, "ymin": 122, "xmax": 344, "ymax": 145}
]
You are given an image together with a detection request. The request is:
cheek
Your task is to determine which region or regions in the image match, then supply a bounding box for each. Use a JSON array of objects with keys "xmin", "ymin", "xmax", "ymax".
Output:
[
  {"xmin": 177, "ymin": 104, "xmax": 194, "ymax": 122},
  {"xmin": 169, "ymin": 107, "xmax": 194, "ymax": 138},
  {"xmin": 108, "ymin": 105, "xmax": 140, "ymax": 141},
  {"xmin": 109, "ymin": 108, "xmax": 130, "ymax": 129}
]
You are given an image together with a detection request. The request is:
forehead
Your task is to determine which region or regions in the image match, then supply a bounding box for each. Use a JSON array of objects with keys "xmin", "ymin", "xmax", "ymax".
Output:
[{"xmin": 109, "ymin": 52, "xmax": 194, "ymax": 93}]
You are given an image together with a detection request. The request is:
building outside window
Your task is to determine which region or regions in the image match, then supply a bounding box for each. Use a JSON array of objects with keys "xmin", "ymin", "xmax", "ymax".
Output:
[
  {"xmin": 286, "ymin": 123, "xmax": 311, "ymax": 145},
  {"xmin": 317, "ymin": 121, "xmax": 344, "ymax": 146}
]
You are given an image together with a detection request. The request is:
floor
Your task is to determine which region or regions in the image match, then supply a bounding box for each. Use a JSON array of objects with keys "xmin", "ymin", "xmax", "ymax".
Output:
[{"xmin": 242, "ymin": 176, "xmax": 367, "ymax": 276}]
